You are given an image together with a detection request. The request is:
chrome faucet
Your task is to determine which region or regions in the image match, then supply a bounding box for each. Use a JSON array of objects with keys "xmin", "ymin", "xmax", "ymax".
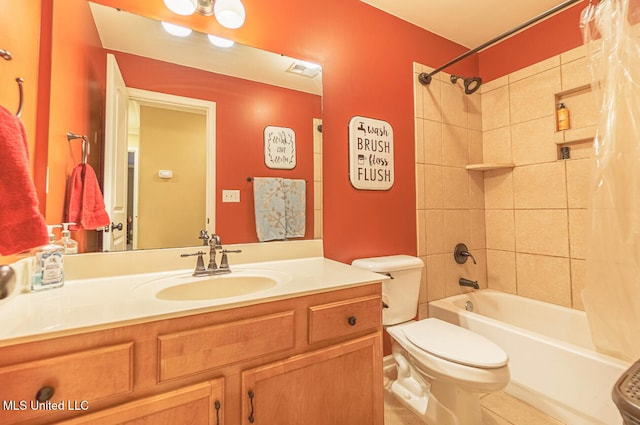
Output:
[
  {"xmin": 0, "ymin": 265, "xmax": 16, "ymax": 300},
  {"xmin": 181, "ymin": 232, "xmax": 241, "ymax": 276},
  {"xmin": 208, "ymin": 234, "xmax": 222, "ymax": 271}
]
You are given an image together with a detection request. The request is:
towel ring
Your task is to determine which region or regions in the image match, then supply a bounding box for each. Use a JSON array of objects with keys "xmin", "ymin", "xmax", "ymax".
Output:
[
  {"xmin": 67, "ymin": 132, "xmax": 89, "ymax": 164},
  {"xmin": 1, "ymin": 49, "xmax": 24, "ymax": 117},
  {"xmin": 15, "ymin": 78, "xmax": 24, "ymax": 117}
]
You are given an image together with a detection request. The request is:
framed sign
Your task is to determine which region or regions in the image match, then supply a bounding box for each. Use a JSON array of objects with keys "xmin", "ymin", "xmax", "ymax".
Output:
[
  {"xmin": 348, "ymin": 116, "xmax": 394, "ymax": 190},
  {"xmin": 264, "ymin": 126, "xmax": 296, "ymax": 169}
]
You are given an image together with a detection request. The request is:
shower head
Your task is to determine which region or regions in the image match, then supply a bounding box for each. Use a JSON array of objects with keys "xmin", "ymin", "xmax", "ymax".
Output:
[{"xmin": 450, "ymin": 75, "xmax": 482, "ymax": 95}]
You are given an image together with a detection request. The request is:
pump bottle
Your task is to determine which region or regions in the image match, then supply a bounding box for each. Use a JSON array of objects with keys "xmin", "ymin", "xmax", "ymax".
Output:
[
  {"xmin": 31, "ymin": 225, "xmax": 65, "ymax": 291},
  {"xmin": 56, "ymin": 223, "xmax": 79, "ymax": 254}
]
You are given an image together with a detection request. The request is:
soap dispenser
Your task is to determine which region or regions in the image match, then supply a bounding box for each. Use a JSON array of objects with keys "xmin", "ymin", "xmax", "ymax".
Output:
[
  {"xmin": 56, "ymin": 222, "xmax": 78, "ymax": 254},
  {"xmin": 31, "ymin": 225, "xmax": 65, "ymax": 291}
]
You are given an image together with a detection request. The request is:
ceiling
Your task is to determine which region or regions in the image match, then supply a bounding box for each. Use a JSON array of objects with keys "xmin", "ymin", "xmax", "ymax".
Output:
[
  {"xmin": 361, "ymin": 0, "xmax": 585, "ymax": 48},
  {"xmin": 90, "ymin": 2, "xmax": 322, "ymax": 96}
]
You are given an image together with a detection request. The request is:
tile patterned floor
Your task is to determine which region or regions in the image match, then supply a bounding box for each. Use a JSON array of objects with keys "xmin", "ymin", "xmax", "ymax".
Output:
[{"xmin": 384, "ymin": 390, "xmax": 565, "ymax": 425}]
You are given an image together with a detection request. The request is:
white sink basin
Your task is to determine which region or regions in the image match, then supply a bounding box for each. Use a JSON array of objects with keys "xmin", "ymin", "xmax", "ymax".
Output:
[
  {"xmin": 157, "ymin": 275, "xmax": 278, "ymax": 301},
  {"xmin": 134, "ymin": 268, "xmax": 290, "ymax": 302}
]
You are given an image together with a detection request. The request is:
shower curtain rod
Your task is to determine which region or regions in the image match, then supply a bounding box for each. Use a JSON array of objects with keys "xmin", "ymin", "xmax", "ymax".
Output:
[{"xmin": 419, "ymin": 0, "xmax": 584, "ymax": 85}]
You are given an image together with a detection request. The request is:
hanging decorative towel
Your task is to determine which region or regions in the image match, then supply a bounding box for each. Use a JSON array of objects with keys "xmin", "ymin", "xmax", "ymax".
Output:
[
  {"xmin": 0, "ymin": 106, "xmax": 48, "ymax": 255},
  {"xmin": 66, "ymin": 163, "xmax": 111, "ymax": 230},
  {"xmin": 253, "ymin": 177, "xmax": 286, "ymax": 242},
  {"xmin": 283, "ymin": 179, "xmax": 306, "ymax": 238}
]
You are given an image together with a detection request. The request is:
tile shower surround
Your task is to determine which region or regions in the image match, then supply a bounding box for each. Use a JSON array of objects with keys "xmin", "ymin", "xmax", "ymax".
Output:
[{"xmin": 414, "ymin": 44, "xmax": 595, "ymax": 316}]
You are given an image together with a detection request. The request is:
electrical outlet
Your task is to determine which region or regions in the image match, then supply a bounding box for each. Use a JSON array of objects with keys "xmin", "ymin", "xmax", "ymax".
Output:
[{"xmin": 222, "ymin": 190, "xmax": 240, "ymax": 203}]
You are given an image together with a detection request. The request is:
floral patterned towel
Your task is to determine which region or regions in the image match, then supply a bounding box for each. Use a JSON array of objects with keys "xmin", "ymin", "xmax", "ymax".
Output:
[
  {"xmin": 253, "ymin": 177, "xmax": 306, "ymax": 242},
  {"xmin": 283, "ymin": 179, "xmax": 306, "ymax": 238}
]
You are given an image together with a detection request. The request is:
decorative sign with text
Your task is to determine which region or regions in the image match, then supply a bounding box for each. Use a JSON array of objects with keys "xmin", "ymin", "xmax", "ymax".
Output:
[
  {"xmin": 264, "ymin": 126, "xmax": 296, "ymax": 169},
  {"xmin": 348, "ymin": 116, "xmax": 394, "ymax": 190}
]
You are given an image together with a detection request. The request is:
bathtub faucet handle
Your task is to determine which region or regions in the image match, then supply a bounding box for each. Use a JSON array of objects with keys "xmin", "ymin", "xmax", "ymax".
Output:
[{"xmin": 454, "ymin": 243, "xmax": 476, "ymax": 264}]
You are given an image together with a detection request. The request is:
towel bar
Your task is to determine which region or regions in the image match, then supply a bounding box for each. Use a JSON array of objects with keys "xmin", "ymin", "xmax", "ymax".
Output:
[{"xmin": 247, "ymin": 177, "xmax": 308, "ymax": 183}]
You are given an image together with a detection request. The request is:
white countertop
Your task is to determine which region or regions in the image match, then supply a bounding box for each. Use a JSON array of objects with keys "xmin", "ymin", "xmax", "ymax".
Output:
[{"xmin": 0, "ymin": 255, "xmax": 386, "ymax": 346}]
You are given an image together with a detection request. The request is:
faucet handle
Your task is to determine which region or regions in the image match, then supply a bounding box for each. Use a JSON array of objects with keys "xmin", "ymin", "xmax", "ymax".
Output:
[
  {"xmin": 199, "ymin": 230, "xmax": 209, "ymax": 246},
  {"xmin": 219, "ymin": 249, "xmax": 242, "ymax": 270},
  {"xmin": 454, "ymin": 243, "xmax": 476, "ymax": 265},
  {"xmin": 181, "ymin": 251, "xmax": 207, "ymax": 274}
]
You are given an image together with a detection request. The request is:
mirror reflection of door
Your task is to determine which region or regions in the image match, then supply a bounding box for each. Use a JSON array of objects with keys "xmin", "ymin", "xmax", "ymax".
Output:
[
  {"xmin": 103, "ymin": 68, "xmax": 216, "ymax": 251},
  {"xmin": 103, "ymin": 54, "xmax": 129, "ymax": 252},
  {"xmin": 128, "ymin": 101, "xmax": 210, "ymax": 249}
]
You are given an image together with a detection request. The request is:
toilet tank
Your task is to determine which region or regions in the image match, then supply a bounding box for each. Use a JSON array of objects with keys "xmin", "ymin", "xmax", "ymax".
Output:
[{"xmin": 351, "ymin": 255, "xmax": 424, "ymax": 326}]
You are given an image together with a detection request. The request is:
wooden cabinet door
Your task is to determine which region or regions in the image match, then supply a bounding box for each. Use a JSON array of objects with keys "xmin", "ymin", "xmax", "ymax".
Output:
[
  {"xmin": 241, "ymin": 334, "xmax": 383, "ymax": 425},
  {"xmin": 58, "ymin": 379, "xmax": 224, "ymax": 425}
]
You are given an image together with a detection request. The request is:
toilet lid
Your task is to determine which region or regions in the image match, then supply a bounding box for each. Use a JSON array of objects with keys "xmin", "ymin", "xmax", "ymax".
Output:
[{"xmin": 402, "ymin": 318, "xmax": 508, "ymax": 368}]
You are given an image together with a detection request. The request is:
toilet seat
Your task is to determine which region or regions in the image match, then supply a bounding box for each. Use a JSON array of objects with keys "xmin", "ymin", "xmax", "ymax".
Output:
[
  {"xmin": 387, "ymin": 318, "xmax": 510, "ymax": 393},
  {"xmin": 402, "ymin": 318, "xmax": 508, "ymax": 368}
]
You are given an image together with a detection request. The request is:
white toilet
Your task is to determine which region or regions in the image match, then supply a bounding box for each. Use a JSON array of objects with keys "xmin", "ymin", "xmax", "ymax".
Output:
[{"xmin": 351, "ymin": 255, "xmax": 509, "ymax": 425}]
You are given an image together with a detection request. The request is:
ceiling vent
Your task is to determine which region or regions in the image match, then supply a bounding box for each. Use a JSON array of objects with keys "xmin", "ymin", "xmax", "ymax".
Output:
[{"xmin": 286, "ymin": 61, "xmax": 321, "ymax": 78}]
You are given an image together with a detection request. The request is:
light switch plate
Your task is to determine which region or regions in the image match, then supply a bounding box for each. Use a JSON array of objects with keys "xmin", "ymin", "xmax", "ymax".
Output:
[{"xmin": 222, "ymin": 190, "xmax": 240, "ymax": 203}]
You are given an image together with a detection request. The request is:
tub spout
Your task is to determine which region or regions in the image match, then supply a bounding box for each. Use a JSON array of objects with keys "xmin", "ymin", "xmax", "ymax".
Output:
[{"xmin": 459, "ymin": 277, "xmax": 479, "ymax": 290}]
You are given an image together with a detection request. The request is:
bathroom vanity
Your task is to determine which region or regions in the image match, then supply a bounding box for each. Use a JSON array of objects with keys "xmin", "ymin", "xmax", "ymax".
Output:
[{"xmin": 0, "ymin": 241, "xmax": 385, "ymax": 425}]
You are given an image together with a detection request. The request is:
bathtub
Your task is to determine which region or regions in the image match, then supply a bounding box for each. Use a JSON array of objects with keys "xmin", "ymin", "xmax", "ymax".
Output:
[{"xmin": 429, "ymin": 290, "xmax": 630, "ymax": 425}]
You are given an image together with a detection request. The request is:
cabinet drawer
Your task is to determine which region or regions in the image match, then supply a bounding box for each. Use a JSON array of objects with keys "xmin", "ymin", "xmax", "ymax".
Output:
[
  {"xmin": 159, "ymin": 311, "xmax": 295, "ymax": 382},
  {"xmin": 308, "ymin": 295, "xmax": 381, "ymax": 344},
  {"xmin": 57, "ymin": 379, "xmax": 224, "ymax": 425},
  {"xmin": 0, "ymin": 343, "xmax": 134, "ymax": 424}
]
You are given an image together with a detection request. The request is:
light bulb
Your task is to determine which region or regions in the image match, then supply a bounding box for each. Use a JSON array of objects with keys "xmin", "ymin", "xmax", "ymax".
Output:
[
  {"xmin": 163, "ymin": 0, "xmax": 197, "ymax": 16},
  {"xmin": 161, "ymin": 21, "xmax": 193, "ymax": 37},
  {"xmin": 208, "ymin": 35, "xmax": 235, "ymax": 48},
  {"xmin": 214, "ymin": 0, "xmax": 246, "ymax": 29}
]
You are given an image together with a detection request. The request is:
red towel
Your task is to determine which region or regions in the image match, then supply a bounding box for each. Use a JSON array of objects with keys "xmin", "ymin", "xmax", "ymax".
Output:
[
  {"xmin": 0, "ymin": 106, "xmax": 48, "ymax": 255},
  {"xmin": 66, "ymin": 163, "xmax": 110, "ymax": 231}
]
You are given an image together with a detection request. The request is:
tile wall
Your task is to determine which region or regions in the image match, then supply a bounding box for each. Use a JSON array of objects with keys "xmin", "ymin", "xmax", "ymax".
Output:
[
  {"xmin": 414, "ymin": 65, "xmax": 486, "ymax": 318},
  {"xmin": 415, "ymin": 44, "xmax": 598, "ymax": 315}
]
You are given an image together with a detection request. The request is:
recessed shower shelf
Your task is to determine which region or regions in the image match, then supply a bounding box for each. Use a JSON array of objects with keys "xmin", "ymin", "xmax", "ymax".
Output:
[{"xmin": 465, "ymin": 163, "xmax": 515, "ymax": 171}]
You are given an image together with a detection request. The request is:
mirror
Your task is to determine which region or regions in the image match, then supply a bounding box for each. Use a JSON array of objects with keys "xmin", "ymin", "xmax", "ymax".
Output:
[{"xmin": 49, "ymin": 1, "xmax": 322, "ymax": 252}]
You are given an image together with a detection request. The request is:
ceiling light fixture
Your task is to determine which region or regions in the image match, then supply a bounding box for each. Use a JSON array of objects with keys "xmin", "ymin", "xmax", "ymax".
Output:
[
  {"xmin": 161, "ymin": 21, "xmax": 193, "ymax": 37},
  {"xmin": 163, "ymin": 0, "xmax": 246, "ymax": 29},
  {"xmin": 163, "ymin": 0, "xmax": 197, "ymax": 16},
  {"xmin": 208, "ymin": 34, "xmax": 235, "ymax": 48},
  {"xmin": 213, "ymin": 0, "xmax": 246, "ymax": 29}
]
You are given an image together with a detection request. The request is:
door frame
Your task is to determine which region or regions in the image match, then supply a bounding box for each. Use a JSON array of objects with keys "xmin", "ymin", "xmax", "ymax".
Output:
[{"xmin": 127, "ymin": 88, "xmax": 217, "ymax": 240}]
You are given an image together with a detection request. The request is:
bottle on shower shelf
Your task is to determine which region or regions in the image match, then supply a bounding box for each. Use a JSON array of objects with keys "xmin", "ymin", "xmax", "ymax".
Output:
[{"xmin": 557, "ymin": 103, "xmax": 571, "ymax": 131}]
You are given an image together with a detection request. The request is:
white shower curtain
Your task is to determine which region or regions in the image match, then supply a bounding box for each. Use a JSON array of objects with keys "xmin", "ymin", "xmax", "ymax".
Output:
[{"xmin": 582, "ymin": 0, "xmax": 640, "ymax": 362}]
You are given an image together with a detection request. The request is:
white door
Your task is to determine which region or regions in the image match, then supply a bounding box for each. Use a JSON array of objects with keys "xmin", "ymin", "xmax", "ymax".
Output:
[{"xmin": 103, "ymin": 54, "xmax": 129, "ymax": 251}]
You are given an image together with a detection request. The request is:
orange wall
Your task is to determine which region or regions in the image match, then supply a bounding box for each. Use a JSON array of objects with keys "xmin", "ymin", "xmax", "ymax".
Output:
[
  {"xmin": 45, "ymin": 0, "xmax": 106, "ymax": 252},
  {"xmin": 16, "ymin": 0, "xmax": 590, "ymax": 264},
  {"xmin": 112, "ymin": 51, "xmax": 320, "ymax": 243},
  {"xmin": 0, "ymin": 1, "xmax": 42, "ymax": 264},
  {"xmin": 0, "ymin": 2, "xmax": 41, "ymax": 167},
  {"xmin": 479, "ymin": 4, "xmax": 585, "ymax": 82}
]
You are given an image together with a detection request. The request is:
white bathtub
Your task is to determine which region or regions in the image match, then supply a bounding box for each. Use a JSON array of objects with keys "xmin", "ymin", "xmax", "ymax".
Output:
[{"xmin": 429, "ymin": 290, "xmax": 630, "ymax": 425}]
